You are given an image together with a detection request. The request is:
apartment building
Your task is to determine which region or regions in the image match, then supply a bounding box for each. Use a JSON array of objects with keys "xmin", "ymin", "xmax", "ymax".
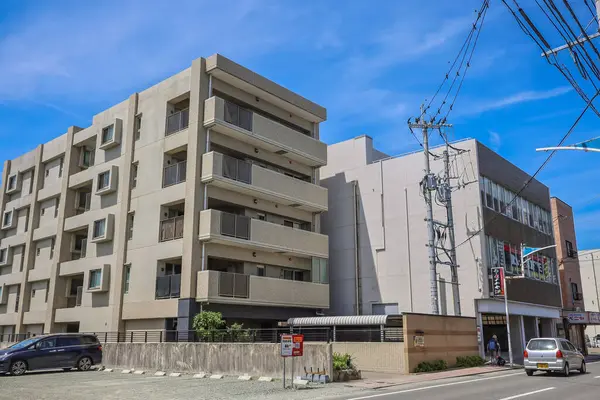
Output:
[
  {"xmin": 550, "ymin": 197, "xmax": 586, "ymax": 350},
  {"xmin": 322, "ymin": 136, "xmax": 561, "ymax": 362},
  {"xmin": 0, "ymin": 54, "xmax": 329, "ymax": 337}
]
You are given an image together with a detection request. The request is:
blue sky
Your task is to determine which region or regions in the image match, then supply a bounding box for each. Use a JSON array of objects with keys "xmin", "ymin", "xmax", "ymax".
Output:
[{"xmin": 0, "ymin": 0, "xmax": 599, "ymax": 248}]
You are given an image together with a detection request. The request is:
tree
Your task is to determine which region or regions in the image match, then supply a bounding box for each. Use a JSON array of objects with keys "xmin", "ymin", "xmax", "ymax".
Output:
[{"xmin": 192, "ymin": 311, "xmax": 225, "ymax": 342}]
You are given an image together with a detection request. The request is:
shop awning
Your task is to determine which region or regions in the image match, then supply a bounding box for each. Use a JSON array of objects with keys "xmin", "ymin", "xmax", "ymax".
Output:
[{"xmin": 287, "ymin": 315, "xmax": 392, "ymax": 327}]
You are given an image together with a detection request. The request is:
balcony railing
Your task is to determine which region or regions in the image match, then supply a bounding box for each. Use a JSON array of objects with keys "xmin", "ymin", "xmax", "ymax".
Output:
[
  {"xmin": 166, "ymin": 108, "xmax": 189, "ymax": 136},
  {"xmin": 163, "ymin": 160, "xmax": 187, "ymax": 187},
  {"xmin": 220, "ymin": 212, "xmax": 250, "ymax": 240},
  {"xmin": 155, "ymin": 274, "xmax": 181, "ymax": 299},
  {"xmin": 218, "ymin": 272, "xmax": 249, "ymax": 298},
  {"xmin": 66, "ymin": 286, "xmax": 83, "ymax": 308},
  {"xmin": 222, "ymin": 154, "xmax": 251, "ymax": 184},
  {"xmin": 224, "ymin": 101, "xmax": 252, "ymax": 131},
  {"xmin": 160, "ymin": 216, "xmax": 185, "ymax": 242}
]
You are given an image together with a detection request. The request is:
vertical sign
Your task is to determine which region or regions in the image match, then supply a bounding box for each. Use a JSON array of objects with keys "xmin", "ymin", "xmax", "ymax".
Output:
[
  {"xmin": 492, "ymin": 267, "xmax": 505, "ymax": 297},
  {"xmin": 281, "ymin": 334, "xmax": 293, "ymax": 357}
]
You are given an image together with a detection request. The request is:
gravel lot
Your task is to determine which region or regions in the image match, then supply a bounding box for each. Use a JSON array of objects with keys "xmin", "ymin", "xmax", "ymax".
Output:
[{"xmin": 0, "ymin": 369, "xmax": 364, "ymax": 400}]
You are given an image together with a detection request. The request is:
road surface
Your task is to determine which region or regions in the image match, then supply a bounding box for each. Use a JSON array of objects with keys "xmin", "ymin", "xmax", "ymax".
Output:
[{"xmin": 338, "ymin": 361, "xmax": 600, "ymax": 400}]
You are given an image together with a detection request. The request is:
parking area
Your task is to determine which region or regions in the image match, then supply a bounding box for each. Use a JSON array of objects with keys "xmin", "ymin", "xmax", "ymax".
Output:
[{"xmin": 0, "ymin": 369, "xmax": 362, "ymax": 400}]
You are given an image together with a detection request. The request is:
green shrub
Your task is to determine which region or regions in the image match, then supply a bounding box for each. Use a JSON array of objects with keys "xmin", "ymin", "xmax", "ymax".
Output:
[
  {"xmin": 455, "ymin": 355, "xmax": 485, "ymax": 368},
  {"xmin": 192, "ymin": 311, "xmax": 226, "ymax": 342},
  {"xmin": 414, "ymin": 360, "xmax": 448, "ymax": 373},
  {"xmin": 333, "ymin": 353, "xmax": 355, "ymax": 371}
]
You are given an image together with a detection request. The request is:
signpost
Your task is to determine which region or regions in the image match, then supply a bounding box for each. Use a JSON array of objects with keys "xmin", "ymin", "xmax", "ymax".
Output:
[{"xmin": 281, "ymin": 334, "xmax": 304, "ymax": 389}]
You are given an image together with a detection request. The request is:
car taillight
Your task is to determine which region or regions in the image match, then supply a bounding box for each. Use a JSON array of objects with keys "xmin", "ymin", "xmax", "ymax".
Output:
[
  {"xmin": 98, "ymin": 345, "xmax": 102, "ymax": 351},
  {"xmin": 523, "ymin": 350, "xmax": 528, "ymax": 358},
  {"xmin": 556, "ymin": 350, "xmax": 563, "ymax": 359}
]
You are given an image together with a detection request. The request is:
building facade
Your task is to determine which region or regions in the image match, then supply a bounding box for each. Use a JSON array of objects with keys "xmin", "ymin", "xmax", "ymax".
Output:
[
  {"xmin": 580, "ymin": 250, "xmax": 600, "ymax": 341},
  {"xmin": 0, "ymin": 54, "xmax": 329, "ymax": 337},
  {"xmin": 322, "ymin": 136, "xmax": 562, "ymax": 362},
  {"xmin": 550, "ymin": 197, "xmax": 586, "ymax": 350}
]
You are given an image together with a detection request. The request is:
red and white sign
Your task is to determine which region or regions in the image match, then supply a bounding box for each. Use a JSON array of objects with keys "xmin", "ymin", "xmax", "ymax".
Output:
[
  {"xmin": 491, "ymin": 267, "xmax": 505, "ymax": 297},
  {"xmin": 281, "ymin": 334, "xmax": 304, "ymax": 357}
]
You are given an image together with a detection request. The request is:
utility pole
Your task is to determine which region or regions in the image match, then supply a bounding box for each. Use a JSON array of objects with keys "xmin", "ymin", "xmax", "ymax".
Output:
[
  {"xmin": 442, "ymin": 146, "xmax": 461, "ymax": 316},
  {"xmin": 408, "ymin": 107, "xmax": 455, "ymax": 315}
]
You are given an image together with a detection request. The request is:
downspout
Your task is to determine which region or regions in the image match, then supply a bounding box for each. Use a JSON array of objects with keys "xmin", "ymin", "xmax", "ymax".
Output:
[
  {"xmin": 405, "ymin": 188, "xmax": 414, "ymax": 312},
  {"xmin": 353, "ymin": 180, "xmax": 361, "ymax": 315}
]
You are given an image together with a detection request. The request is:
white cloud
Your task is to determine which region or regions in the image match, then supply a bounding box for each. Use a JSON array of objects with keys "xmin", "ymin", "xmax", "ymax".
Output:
[
  {"xmin": 461, "ymin": 86, "xmax": 573, "ymax": 116},
  {"xmin": 488, "ymin": 130, "xmax": 501, "ymax": 151}
]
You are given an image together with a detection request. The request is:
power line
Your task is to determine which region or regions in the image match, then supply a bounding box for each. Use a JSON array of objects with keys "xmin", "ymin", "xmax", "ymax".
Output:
[{"xmin": 454, "ymin": 91, "xmax": 600, "ymax": 250}]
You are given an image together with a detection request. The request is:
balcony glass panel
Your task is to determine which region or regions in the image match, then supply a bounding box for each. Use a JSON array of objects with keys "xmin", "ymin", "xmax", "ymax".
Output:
[
  {"xmin": 163, "ymin": 161, "xmax": 187, "ymax": 187},
  {"xmin": 166, "ymin": 109, "xmax": 189, "ymax": 136},
  {"xmin": 160, "ymin": 216, "xmax": 185, "ymax": 242}
]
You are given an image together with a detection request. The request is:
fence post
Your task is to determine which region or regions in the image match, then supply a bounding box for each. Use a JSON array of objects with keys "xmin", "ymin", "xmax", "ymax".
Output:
[
  {"xmin": 160, "ymin": 330, "xmax": 163, "ymax": 343},
  {"xmin": 144, "ymin": 331, "xmax": 148, "ymax": 343},
  {"xmin": 105, "ymin": 332, "xmax": 107, "ymax": 343}
]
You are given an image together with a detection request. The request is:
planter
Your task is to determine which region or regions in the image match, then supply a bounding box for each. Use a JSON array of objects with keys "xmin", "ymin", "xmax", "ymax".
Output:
[{"xmin": 333, "ymin": 369, "xmax": 362, "ymax": 382}]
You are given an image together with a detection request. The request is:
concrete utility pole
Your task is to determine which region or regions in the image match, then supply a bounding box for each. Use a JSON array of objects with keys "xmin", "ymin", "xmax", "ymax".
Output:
[
  {"xmin": 408, "ymin": 107, "xmax": 456, "ymax": 315},
  {"xmin": 442, "ymin": 146, "xmax": 461, "ymax": 316}
]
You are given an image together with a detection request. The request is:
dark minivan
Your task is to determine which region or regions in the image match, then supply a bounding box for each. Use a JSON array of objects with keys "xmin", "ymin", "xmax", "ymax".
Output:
[{"xmin": 0, "ymin": 334, "xmax": 102, "ymax": 376}]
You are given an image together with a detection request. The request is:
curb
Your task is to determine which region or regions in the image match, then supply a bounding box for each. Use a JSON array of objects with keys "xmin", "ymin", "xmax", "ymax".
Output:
[
  {"xmin": 169, "ymin": 372, "xmax": 182, "ymax": 377},
  {"xmin": 258, "ymin": 376, "xmax": 274, "ymax": 382},
  {"xmin": 210, "ymin": 374, "xmax": 224, "ymax": 379},
  {"xmin": 238, "ymin": 375, "xmax": 253, "ymax": 381},
  {"xmin": 134, "ymin": 370, "xmax": 145, "ymax": 375},
  {"xmin": 193, "ymin": 373, "xmax": 208, "ymax": 378},
  {"xmin": 154, "ymin": 371, "xmax": 167, "ymax": 377}
]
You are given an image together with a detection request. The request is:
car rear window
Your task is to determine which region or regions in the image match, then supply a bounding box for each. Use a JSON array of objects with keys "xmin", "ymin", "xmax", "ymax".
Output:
[
  {"xmin": 81, "ymin": 335, "xmax": 99, "ymax": 345},
  {"xmin": 528, "ymin": 339, "xmax": 557, "ymax": 350},
  {"xmin": 57, "ymin": 337, "xmax": 81, "ymax": 347}
]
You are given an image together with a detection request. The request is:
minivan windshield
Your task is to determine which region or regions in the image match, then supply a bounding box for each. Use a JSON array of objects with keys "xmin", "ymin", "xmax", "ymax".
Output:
[
  {"xmin": 528, "ymin": 339, "xmax": 557, "ymax": 350},
  {"xmin": 8, "ymin": 337, "xmax": 39, "ymax": 350}
]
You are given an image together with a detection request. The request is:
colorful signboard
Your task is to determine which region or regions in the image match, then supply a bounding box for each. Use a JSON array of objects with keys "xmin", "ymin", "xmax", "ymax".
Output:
[{"xmin": 492, "ymin": 267, "xmax": 505, "ymax": 297}]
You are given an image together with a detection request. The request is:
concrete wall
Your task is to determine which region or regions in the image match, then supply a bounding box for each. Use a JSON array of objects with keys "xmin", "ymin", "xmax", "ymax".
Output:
[
  {"xmin": 403, "ymin": 313, "xmax": 478, "ymax": 373},
  {"xmin": 332, "ymin": 342, "xmax": 404, "ymax": 373},
  {"xmin": 102, "ymin": 342, "xmax": 333, "ymax": 378},
  {"xmin": 580, "ymin": 250, "xmax": 600, "ymax": 339}
]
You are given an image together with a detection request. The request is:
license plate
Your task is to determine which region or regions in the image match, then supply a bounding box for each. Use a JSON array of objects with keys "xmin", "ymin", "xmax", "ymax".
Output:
[{"xmin": 537, "ymin": 363, "xmax": 549, "ymax": 369}]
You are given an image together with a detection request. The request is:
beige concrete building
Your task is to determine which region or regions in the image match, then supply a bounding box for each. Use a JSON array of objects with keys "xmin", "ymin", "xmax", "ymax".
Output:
[
  {"xmin": 322, "ymin": 136, "xmax": 561, "ymax": 362},
  {"xmin": 579, "ymin": 250, "xmax": 600, "ymax": 340},
  {"xmin": 0, "ymin": 54, "xmax": 329, "ymax": 337}
]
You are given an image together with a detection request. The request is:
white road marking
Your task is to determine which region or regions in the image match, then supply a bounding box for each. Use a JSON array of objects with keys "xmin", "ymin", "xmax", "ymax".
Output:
[
  {"xmin": 594, "ymin": 376, "xmax": 600, "ymax": 378},
  {"xmin": 345, "ymin": 372, "xmax": 523, "ymax": 399},
  {"xmin": 496, "ymin": 387, "xmax": 555, "ymax": 400}
]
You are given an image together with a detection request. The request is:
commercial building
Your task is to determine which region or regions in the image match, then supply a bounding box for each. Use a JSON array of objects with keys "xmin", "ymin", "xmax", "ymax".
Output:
[
  {"xmin": 550, "ymin": 197, "xmax": 586, "ymax": 350},
  {"xmin": 321, "ymin": 135, "xmax": 562, "ymax": 362},
  {"xmin": 0, "ymin": 54, "xmax": 329, "ymax": 337},
  {"xmin": 580, "ymin": 250, "xmax": 600, "ymax": 341}
]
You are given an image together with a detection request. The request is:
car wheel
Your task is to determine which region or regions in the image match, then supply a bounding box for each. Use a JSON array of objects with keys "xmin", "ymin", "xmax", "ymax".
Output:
[
  {"xmin": 563, "ymin": 362, "xmax": 570, "ymax": 377},
  {"xmin": 526, "ymin": 369, "xmax": 534, "ymax": 376},
  {"xmin": 9, "ymin": 360, "xmax": 27, "ymax": 376},
  {"xmin": 580, "ymin": 361, "xmax": 586, "ymax": 374},
  {"xmin": 77, "ymin": 356, "xmax": 93, "ymax": 372}
]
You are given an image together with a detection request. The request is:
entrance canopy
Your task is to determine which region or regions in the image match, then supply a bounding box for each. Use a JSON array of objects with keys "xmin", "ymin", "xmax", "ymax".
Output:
[{"xmin": 287, "ymin": 315, "xmax": 399, "ymax": 327}]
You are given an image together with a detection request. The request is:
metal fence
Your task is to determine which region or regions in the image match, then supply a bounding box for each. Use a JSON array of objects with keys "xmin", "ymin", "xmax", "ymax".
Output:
[
  {"xmin": 159, "ymin": 216, "xmax": 185, "ymax": 242},
  {"xmin": 222, "ymin": 154, "xmax": 251, "ymax": 184},
  {"xmin": 220, "ymin": 212, "xmax": 250, "ymax": 239},
  {"xmin": 224, "ymin": 101, "xmax": 252, "ymax": 131},
  {"xmin": 166, "ymin": 108, "xmax": 189, "ymax": 135},
  {"xmin": 218, "ymin": 272, "xmax": 249, "ymax": 298},
  {"xmin": 163, "ymin": 160, "xmax": 187, "ymax": 187},
  {"xmin": 0, "ymin": 327, "xmax": 403, "ymax": 345},
  {"xmin": 155, "ymin": 274, "xmax": 181, "ymax": 299}
]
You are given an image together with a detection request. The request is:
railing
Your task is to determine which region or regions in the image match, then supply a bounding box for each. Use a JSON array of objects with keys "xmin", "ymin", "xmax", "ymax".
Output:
[
  {"xmin": 224, "ymin": 100, "xmax": 252, "ymax": 131},
  {"xmin": 218, "ymin": 272, "xmax": 249, "ymax": 298},
  {"xmin": 155, "ymin": 274, "xmax": 181, "ymax": 299},
  {"xmin": 166, "ymin": 108, "xmax": 189, "ymax": 136},
  {"xmin": 163, "ymin": 160, "xmax": 187, "ymax": 187},
  {"xmin": 159, "ymin": 216, "xmax": 185, "ymax": 242},
  {"xmin": 222, "ymin": 154, "xmax": 251, "ymax": 184},
  {"xmin": 220, "ymin": 212, "xmax": 250, "ymax": 240},
  {"xmin": 66, "ymin": 286, "xmax": 83, "ymax": 308}
]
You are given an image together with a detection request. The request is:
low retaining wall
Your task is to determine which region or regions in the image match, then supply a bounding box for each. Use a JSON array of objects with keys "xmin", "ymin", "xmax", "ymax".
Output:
[
  {"xmin": 103, "ymin": 342, "xmax": 333, "ymax": 378},
  {"xmin": 0, "ymin": 342, "xmax": 13, "ymax": 349},
  {"xmin": 332, "ymin": 342, "xmax": 405, "ymax": 373}
]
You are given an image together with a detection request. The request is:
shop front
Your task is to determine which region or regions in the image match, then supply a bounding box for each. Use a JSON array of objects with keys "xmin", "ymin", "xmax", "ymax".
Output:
[{"xmin": 476, "ymin": 299, "xmax": 560, "ymax": 364}]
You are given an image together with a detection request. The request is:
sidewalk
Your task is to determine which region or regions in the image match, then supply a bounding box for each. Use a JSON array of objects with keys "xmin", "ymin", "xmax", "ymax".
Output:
[{"xmin": 348, "ymin": 366, "xmax": 514, "ymax": 389}]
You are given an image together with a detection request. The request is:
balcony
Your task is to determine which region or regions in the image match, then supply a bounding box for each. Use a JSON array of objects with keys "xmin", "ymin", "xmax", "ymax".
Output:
[
  {"xmin": 159, "ymin": 216, "xmax": 184, "ymax": 242},
  {"xmin": 66, "ymin": 286, "xmax": 83, "ymax": 308},
  {"xmin": 196, "ymin": 270, "xmax": 329, "ymax": 309},
  {"xmin": 166, "ymin": 109, "xmax": 189, "ymax": 136},
  {"xmin": 204, "ymin": 97, "xmax": 326, "ymax": 167},
  {"xmin": 198, "ymin": 209, "xmax": 328, "ymax": 258},
  {"xmin": 163, "ymin": 160, "xmax": 187, "ymax": 187},
  {"xmin": 201, "ymin": 152, "xmax": 327, "ymax": 212},
  {"xmin": 155, "ymin": 274, "xmax": 181, "ymax": 299}
]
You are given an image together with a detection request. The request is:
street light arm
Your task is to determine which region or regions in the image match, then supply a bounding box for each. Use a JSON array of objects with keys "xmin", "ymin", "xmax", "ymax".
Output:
[{"xmin": 536, "ymin": 146, "xmax": 600, "ymax": 153}]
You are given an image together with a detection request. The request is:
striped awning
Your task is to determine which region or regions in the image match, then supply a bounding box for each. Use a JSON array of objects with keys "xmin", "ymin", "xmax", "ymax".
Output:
[{"xmin": 287, "ymin": 315, "xmax": 391, "ymax": 327}]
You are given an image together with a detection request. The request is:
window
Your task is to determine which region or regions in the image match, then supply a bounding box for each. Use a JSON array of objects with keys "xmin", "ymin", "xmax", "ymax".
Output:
[
  {"xmin": 0, "ymin": 248, "xmax": 6, "ymax": 263},
  {"xmin": 131, "ymin": 163, "xmax": 138, "ymax": 188},
  {"xmin": 492, "ymin": 182, "xmax": 500, "ymax": 212},
  {"xmin": 499, "ymin": 186, "xmax": 506, "ymax": 215},
  {"xmin": 58, "ymin": 157, "xmax": 64, "ymax": 178},
  {"xmin": 54, "ymin": 198, "xmax": 60, "ymax": 218},
  {"xmin": 528, "ymin": 202, "xmax": 535, "ymax": 227},
  {"xmin": 283, "ymin": 220, "xmax": 294, "ymax": 228},
  {"xmin": 3, "ymin": 210, "xmax": 13, "ymax": 227},
  {"xmin": 36, "ymin": 248, "xmax": 41, "ymax": 256},
  {"xmin": 81, "ymin": 148, "xmax": 94, "ymax": 168},
  {"xmin": 257, "ymin": 265, "xmax": 265, "ymax": 277},
  {"xmin": 93, "ymin": 219, "xmax": 106, "ymax": 239},
  {"xmin": 485, "ymin": 178, "xmax": 493, "ymax": 208},
  {"xmin": 101, "ymin": 124, "xmax": 114, "ymax": 144},
  {"xmin": 89, "ymin": 269, "xmax": 102, "ymax": 289},
  {"xmin": 31, "ymin": 289, "xmax": 36, "ymax": 298},
  {"xmin": 127, "ymin": 213, "xmax": 134, "ymax": 240},
  {"xmin": 7, "ymin": 175, "xmax": 16, "ymax": 191},
  {"xmin": 124, "ymin": 265, "xmax": 131, "ymax": 294},
  {"xmin": 45, "ymin": 169, "xmax": 50, "ymax": 177},
  {"xmin": 57, "ymin": 337, "xmax": 81, "ymax": 347},
  {"xmin": 571, "ymin": 282, "xmax": 579, "ymax": 300},
  {"xmin": 164, "ymin": 263, "xmax": 182, "ymax": 275},
  {"xmin": 50, "ymin": 238, "xmax": 55, "ymax": 259},
  {"xmin": 257, "ymin": 212, "xmax": 266, "ymax": 221},
  {"xmin": 566, "ymin": 240, "xmax": 575, "ymax": 258},
  {"xmin": 41, "ymin": 207, "xmax": 45, "ymax": 216},
  {"xmin": 81, "ymin": 335, "xmax": 99, "ymax": 345},
  {"xmin": 311, "ymin": 257, "xmax": 328, "ymax": 284},
  {"xmin": 36, "ymin": 338, "xmax": 57, "ymax": 350},
  {"xmin": 135, "ymin": 114, "xmax": 142, "ymax": 141},
  {"xmin": 528, "ymin": 339, "xmax": 557, "ymax": 350},
  {"xmin": 97, "ymin": 171, "xmax": 110, "ymax": 191}
]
